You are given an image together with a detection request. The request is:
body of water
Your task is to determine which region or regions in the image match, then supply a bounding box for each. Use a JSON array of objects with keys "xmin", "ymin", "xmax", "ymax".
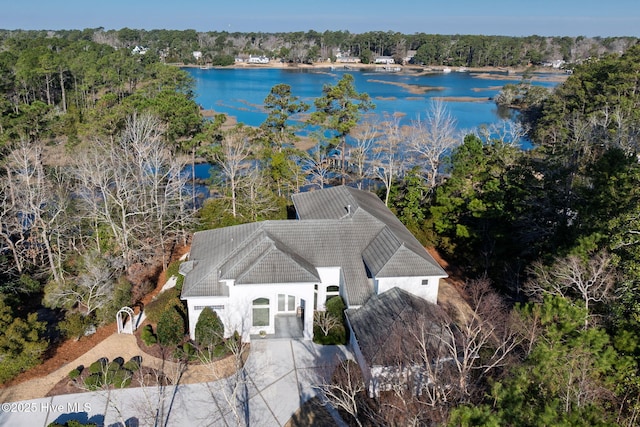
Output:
[
  {"xmin": 186, "ymin": 66, "xmax": 560, "ymax": 132},
  {"xmin": 185, "ymin": 66, "xmax": 562, "ymax": 190}
]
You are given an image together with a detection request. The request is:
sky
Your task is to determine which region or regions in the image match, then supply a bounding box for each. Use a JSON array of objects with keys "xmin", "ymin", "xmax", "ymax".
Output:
[{"xmin": 2, "ymin": 0, "xmax": 640, "ymax": 37}]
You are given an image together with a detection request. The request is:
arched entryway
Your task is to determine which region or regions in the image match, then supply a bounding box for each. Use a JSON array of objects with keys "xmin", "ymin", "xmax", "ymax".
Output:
[{"xmin": 116, "ymin": 307, "xmax": 135, "ymax": 334}]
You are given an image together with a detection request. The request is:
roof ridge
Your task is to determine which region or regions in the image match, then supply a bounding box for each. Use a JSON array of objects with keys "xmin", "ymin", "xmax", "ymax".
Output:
[
  {"xmin": 235, "ymin": 243, "xmax": 320, "ymax": 284},
  {"xmin": 219, "ymin": 224, "xmax": 271, "ymax": 278},
  {"xmin": 235, "ymin": 242, "xmax": 278, "ymax": 283}
]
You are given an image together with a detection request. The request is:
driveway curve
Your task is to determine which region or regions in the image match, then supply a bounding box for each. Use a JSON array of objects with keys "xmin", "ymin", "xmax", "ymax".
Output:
[{"xmin": 0, "ymin": 338, "xmax": 351, "ymax": 427}]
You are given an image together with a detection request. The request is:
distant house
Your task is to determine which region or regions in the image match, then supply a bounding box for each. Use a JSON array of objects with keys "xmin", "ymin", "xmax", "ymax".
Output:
[
  {"xmin": 542, "ymin": 59, "xmax": 565, "ymax": 69},
  {"xmin": 403, "ymin": 50, "xmax": 417, "ymax": 64},
  {"xmin": 180, "ymin": 186, "xmax": 447, "ymax": 342},
  {"xmin": 375, "ymin": 56, "xmax": 395, "ymax": 64},
  {"xmin": 247, "ymin": 55, "xmax": 270, "ymax": 64},
  {"xmin": 131, "ymin": 46, "xmax": 148, "ymax": 55},
  {"xmin": 336, "ymin": 56, "xmax": 361, "ymax": 64},
  {"xmin": 192, "ymin": 51, "xmax": 203, "ymax": 61},
  {"xmin": 345, "ymin": 287, "xmax": 455, "ymax": 397}
]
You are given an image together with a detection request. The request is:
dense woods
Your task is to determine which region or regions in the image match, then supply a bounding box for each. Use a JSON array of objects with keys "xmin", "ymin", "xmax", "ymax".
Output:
[
  {"xmin": 1, "ymin": 28, "xmax": 640, "ymax": 426},
  {"xmin": 0, "ymin": 28, "xmax": 637, "ymax": 67}
]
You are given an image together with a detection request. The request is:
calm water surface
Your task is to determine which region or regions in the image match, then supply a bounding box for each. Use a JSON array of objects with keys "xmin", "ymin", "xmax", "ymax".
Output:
[{"xmin": 186, "ymin": 67, "xmax": 559, "ymax": 131}]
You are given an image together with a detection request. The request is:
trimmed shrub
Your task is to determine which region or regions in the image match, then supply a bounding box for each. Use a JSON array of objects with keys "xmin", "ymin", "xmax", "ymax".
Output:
[
  {"xmin": 48, "ymin": 421, "xmax": 98, "ymax": 427},
  {"xmin": 326, "ymin": 296, "xmax": 346, "ymax": 321},
  {"xmin": 123, "ymin": 357, "xmax": 141, "ymax": 372},
  {"xmin": 225, "ymin": 330, "xmax": 243, "ymax": 353},
  {"xmin": 156, "ymin": 306, "xmax": 186, "ymax": 346},
  {"xmin": 111, "ymin": 368, "xmax": 132, "ymax": 388},
  {"xmin": 105, "ymin": 366, "xmax": 132, "ymax": 388},
  {"xmin": 144, "ymin": 288, "xmax": 183, "ymax": 323},
  {"xmin": 68, "ymin": 367, "xmax": 82, "ymax": 380},
  {"xmin": 88, "ymin": 358, "xmax": 108, "ymax": 375},
  {"xmin": 213, "ymin": 343, "xmax": 229, "ymax": 358},
  {"xmin": 58, "ymin": 312, "xmax": 89, "ymax": 341},
  {"xmin": 313, "ymin": 324, "xmax": 347, "ymax": 345},
  {"xmin": 174, "ymin": 341, "xmax": 198, "ymax": 361},
  {"xmin": 141, "ymin": 324, "xmax": 157, "ymax": 346},
  {"xmin": 195, "ymin": 307, "xmax": 224, "ymax": 348},
  {"xmin": 164, "ymin": 260, "xmax": 181, "ymax": 279},
  {"xmin": 174, "ymin": 275, "xmax": 184, "ymax": 293},
  {"xmin": 83, "ymin": 373, "xmax": 101, "ymax": 390},
  {"xmin": 106, "ymin": 361, "xmax": 120, "ymax": 373}
]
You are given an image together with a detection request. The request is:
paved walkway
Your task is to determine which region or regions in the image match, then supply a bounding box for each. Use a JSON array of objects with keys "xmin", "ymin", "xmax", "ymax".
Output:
[
  {"xmin": 0, "ymin": 333, "xmax": 207, "ymax": 404},
  {"xmin": 0, "ymin": 334, "xmax": 143, "ymax": 404},
  {"xmin": 0, "ymin": 338, "xmax": 352, "ymax": 427}
]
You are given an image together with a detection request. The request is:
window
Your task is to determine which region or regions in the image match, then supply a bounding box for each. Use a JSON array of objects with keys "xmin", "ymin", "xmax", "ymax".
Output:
[
  {"xmin": 194, "ymin": 305, "xmax": 225, "ymax": 311},
  {"xmin": 421, "ymin": 279, "xmax": 429, "ymax": 286},
  {"xmin": 252, "ymin": 298, "xmax": 270, "ymax": 327},
  {"xmin": 326, "ymin": 285, "xmax": 340, "ymax": 303},
  {"xmin": 278, "ymin": 294, "xmax": 296, "ymax": 312}
]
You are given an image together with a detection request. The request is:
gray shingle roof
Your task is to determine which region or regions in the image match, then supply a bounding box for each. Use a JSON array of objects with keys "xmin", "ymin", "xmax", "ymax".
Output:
[
  {"xmin": 293, "ymin": 186, "xmax": 446, "ymax": 280},
  {"xmin": 182, "ymin": 186, "xmax": 446, "ymax": 304},
  {"xmin": 346, "ymin": 287, "xmax": 452, "ymax": 366}
]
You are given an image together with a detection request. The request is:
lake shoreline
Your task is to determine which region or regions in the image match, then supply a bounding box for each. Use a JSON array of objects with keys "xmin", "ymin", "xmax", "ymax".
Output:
[{"xmin": 179, "ymin": 60, "xmax": 568, "ymax": 81}]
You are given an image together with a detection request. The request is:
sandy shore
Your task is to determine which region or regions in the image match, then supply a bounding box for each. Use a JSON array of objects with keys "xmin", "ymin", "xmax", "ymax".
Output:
[
  {"xmin": 182, "ymin": 60, "xmax": 568, "ymax": 78},
  {"xmin": 367, "ymin": 78, "xmax": 445, "ymax": 95},
  {"xmin": 434, "ymin": 96, "xmax": 491, "ymax": 103}
]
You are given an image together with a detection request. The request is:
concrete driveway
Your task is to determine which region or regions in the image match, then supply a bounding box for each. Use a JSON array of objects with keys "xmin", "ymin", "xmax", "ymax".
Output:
[{"xmin": 0, "ymin": 339, "xmax": 351, "ymax": 427}]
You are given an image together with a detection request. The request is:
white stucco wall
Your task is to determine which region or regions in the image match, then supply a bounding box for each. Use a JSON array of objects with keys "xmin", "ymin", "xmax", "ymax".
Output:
[
  {"xmin": 314, "ymin": 266, "xmax": 342, "ymax": 311},
  {"xmin": 227, "ymin": 282, "xmax": 314, "ymax": 339},
  {"xmin": 185, "ymin": 280, "xmax": 317, "ymax": 342},
  {"xmin": 375, "ymin": 275, "xmax": 444, "ymax": 304},
  {"xmin": 185, "ymin": 296, "xmax": 231, "ymax": 340}
]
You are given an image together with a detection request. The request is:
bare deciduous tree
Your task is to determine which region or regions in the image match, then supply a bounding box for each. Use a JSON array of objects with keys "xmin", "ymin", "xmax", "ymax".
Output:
[
  {"xmin": 0, "ymin": 140, "xmax": 70, "ymax": 283},
  {"xmin": 408, "ymin": 100, "xmax": 460, "ymax": 189},
  {"xmin": 203, "ymin": 125, "xmax": 254, "ymax": 218},
  {"xmin": 91, "ymin": 355, "xmax": 188, "ymax": 427},
  {"xmin": 431, "ymin": 278, "xmax": 520, "ymax": 401},
  {"xmin": 350, "ymin": 119, "xmax": 378, "ymax": 189},
  {"xmin": 314, "ymin": 310, "xmax": 342, "ymax": 337},
  {"xmin": 44, "ymin": 251, "xmax": 117, "ymax": 315},
  {"xmin": 317, "ymin": 360, "xmax": 366, "ymax": 427},
  {"xmin": 238, "ymin": 166, "xmax": 281, "ymax": 221},
  {"xmin": 371, "ymin": 114, "xmax": 406, "ymax": 206},
  {"xmin": 318, "ymin": 279, "xmax": 519, "ymax": 426},
  {"xmin": 525, "ymin": 251, "xmax": 617, "ymax": 326},
  {"xmin": 200, "ymin": 330, "xmax": 251, "ymax": 426},
  {"xmin": 305, "ymin": 143, "xmax": 333, "ymax": 190},
  {"xmin": 75, "ymin": 113, "xmax": 192, "ymax": 268},
  {"xmin": 477, "ymin": 118, "xmax": 529, "ymax": 145}
]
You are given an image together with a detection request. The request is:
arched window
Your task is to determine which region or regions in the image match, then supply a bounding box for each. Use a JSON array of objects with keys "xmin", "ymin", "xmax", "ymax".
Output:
[
  {"xmin": 326, "ymin": 285, "xmax": 340, "ymax": 303},
  {"xmin": 252, "ymin": 298, "xmax": 270, "ymax": 327}
]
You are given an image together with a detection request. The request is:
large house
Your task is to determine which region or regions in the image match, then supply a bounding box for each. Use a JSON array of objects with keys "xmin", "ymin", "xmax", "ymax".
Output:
[{"xmin": 180, "ymin": 186, "xmax": 447, "ymax": 341}]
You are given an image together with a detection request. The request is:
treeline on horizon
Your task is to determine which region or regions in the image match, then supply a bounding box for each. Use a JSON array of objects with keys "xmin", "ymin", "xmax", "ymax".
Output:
[{"xmin": 1, "ymin": 27, "xmax": 638, "ymax": 67}]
